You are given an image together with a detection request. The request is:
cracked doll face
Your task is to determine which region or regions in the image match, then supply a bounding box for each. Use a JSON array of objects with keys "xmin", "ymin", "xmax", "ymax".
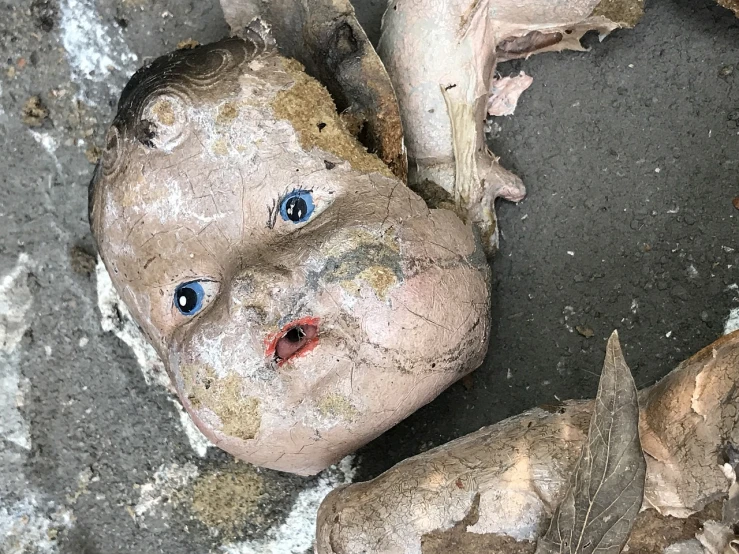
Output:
[{"xmin": 89, "ymin": 35, "xmax": 492, "ymax": 475}]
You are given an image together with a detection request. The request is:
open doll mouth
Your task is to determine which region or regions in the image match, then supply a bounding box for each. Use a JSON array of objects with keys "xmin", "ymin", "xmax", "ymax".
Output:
[{"xmin": 265, "ymin": 316, "xmax": 320, "ymax": 365}]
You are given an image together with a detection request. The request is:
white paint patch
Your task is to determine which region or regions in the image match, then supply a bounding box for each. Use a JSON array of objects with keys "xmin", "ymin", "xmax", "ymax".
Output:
[
  {"xmin": 562, "ymin": 305, "xmax": 575, "ymax": 333},
  {"xmin": 0, "ymin": 83, "xmax": 7, "ymax": 123},
  {"xmin": 1, "ymin": 255, "xmax": 73, "ymax": 553},
  {"xmin": 0, "ymin": 496, "xmax": 73, "ymax": 554},
  {"xmin": 725, "ymin": 308, "xmax": 739, "ymax": 336},
  {"xmin": 59, "ymin": 0, "xmax": 138, "ymax": 93},
  {"xmin": 0, "ymin": 254, "xmax": 33, "ymax": 354},
  {"xmin": 222, "ymin": 457, "xmax": 357, "ymax": 554},
  {"xmin": 95, "ymin": 258, "xmax": 212, "ymax": 456},
  {"xmin": 134, "ymin": 462, "xmax": 199, "ymax": 518},
  {"xmin": 178, "ymin": 409, "xmax": 210, "ymax": 457},
  {"xmin": 726, "ymin": 284, "xmax": 739, "ymax": 336},
  {"xmin": 0, "ymin": 254, "xmax": 34, "ymax": 451},
  {"xmin": 29, "ymin": 131, "xmax": 63, "ymax": 175}
]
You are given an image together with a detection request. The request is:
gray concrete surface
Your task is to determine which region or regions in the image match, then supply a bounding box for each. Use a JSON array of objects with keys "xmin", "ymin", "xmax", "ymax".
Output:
[{"xmin": 0, "ymin": 0, "xmax": 737, "ymax": 552}]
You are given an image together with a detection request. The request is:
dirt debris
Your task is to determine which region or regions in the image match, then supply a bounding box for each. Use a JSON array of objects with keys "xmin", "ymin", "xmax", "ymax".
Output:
[
  {"xmin": 22, "ymin": 96, "xmax": 50, "ymax": 127},
  {"xmin": 30, "ymin": 0, "xmax": 58, "ymax": 32},
  {"xmin": 69, "ymin": 245, "xmax": 97, "ymax": 275},
  {"xmin": 85, "ymin": 145, "xmax": 102, "ymax": 164},
  {"xmin": 177, "ymin": 38, "xmax": 200, "ymax": 49},
  {"xmin": 592, "ymin": 0, "xmax": 645, "ymax": 27}
]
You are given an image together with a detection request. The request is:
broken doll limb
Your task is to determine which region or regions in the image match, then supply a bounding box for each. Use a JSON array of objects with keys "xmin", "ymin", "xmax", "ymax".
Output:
[
  {"xmin": 316, "ymin": 330, "xmax": 739, "ymax": 554},
  {"xmin": 378, "ymin": 0, "xmax": 643, "ymax": 253}
]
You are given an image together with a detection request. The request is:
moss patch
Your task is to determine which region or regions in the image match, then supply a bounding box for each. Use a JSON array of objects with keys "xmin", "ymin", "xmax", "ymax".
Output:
[
  {"xmin": 211, "ymin": 139, "xmax": 229, "ymax": 156},
  {"xmin": 342, "ymin": 265, "xmax": 397, "ymax": 300},
  {"xmin": 182, "ymin": 365, "xmax": 262, "ymax": 441},
  {"xmin": 22, "ymin": 96, "xmax": 49, "ymax": 127},
  {"xmin": 191, "ymin": 464, "xmax": 265, "ymax": 536},
  {"xmin": 318, "ymin": 394, "xmax": 359, "ymax": 421},
  {"xmin": 272, "ymin": 58, "xmax": 392, "ymax": 178},
  {"xmin": 216, "ymin": 102, "xmax": 239, "ymax": 125},
  {"xmin": 151, "ymin": 99, "xmax": 175, "ymax": 125},
  {"xmin": 592, "ymin": 0, "xmax": 644, "ymax": 27}
]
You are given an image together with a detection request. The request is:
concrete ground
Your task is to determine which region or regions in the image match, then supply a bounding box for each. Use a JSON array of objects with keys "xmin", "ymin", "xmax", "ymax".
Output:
[{"xmin": 0, "ymin": 0, "xmax": 736, "ymax": 553}]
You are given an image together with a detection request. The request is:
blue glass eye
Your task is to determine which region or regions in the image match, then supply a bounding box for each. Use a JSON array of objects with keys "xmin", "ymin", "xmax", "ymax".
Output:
[
  {"xmin": 280, "ymin": 190, "xmax": 314, "ymax": 223},
  {"xmin": 174, "ymin": 281, "xmax": 205, "ymax": 316}
]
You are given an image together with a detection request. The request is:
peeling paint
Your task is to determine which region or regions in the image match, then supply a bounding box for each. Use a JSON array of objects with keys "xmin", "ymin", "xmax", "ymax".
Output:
[
  {"xmin": 95, "ymin": 258, "xmax": 212, "ymax": 456},
  {"xmin": 487, "ymin": 71, "xmax": 534, "ymax": 117}
]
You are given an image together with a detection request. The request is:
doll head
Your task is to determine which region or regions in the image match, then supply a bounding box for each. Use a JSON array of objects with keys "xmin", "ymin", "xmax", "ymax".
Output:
[{"xmin": 89, "ymin": 28, "xmax": 491, "ymax": 474}]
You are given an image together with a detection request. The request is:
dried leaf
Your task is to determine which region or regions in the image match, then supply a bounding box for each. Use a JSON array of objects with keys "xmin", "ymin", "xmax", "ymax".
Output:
[
  {"xmin": 536, "ymin": 331, "xmax": 646, "ymax": 554},
  {"xmin": 576, "ymin": 325, "xmax": 595, "ymax": 338}
]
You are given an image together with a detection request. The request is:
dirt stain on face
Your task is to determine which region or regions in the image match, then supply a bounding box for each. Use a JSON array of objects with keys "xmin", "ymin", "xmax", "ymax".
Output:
[{"xmin": 315, "ymin": 230, "xmax": 403, "ymax": 298}]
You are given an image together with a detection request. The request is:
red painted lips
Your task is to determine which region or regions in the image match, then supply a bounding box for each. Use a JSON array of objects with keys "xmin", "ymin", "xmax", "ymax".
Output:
[{"xmin": 265, "ymin": 316, "xmax": 320, "ymax": 365}]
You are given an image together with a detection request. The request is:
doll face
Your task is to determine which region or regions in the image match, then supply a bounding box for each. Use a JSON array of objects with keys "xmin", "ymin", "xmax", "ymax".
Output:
[{"xmin": 90, "ymin": 37, "xmax": 491, "ymax": 475}]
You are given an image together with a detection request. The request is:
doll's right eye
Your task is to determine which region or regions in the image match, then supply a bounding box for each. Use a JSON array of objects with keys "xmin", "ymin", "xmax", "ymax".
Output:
[
  {"xmin": 174, "ymin": 281, "xmax": 218, "ymax": 316},
  {"xmin": 280, "ymin": 190, "xmax": 315, "ymax": 224}
]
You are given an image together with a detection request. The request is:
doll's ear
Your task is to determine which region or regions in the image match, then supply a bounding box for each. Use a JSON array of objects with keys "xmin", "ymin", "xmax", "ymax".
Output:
[{"xmin": 222, "ymin": 0, "xmax": 407, "ymax": 183}]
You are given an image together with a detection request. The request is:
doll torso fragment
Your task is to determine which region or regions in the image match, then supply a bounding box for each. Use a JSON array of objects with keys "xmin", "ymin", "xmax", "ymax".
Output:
[{"xmin": 89, "ymin": 24, "xmax": 492, "ymax": 475}]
